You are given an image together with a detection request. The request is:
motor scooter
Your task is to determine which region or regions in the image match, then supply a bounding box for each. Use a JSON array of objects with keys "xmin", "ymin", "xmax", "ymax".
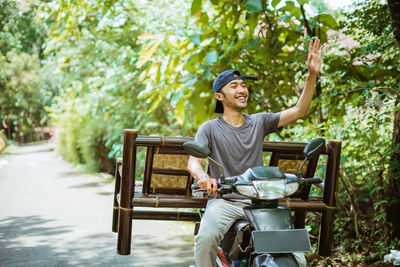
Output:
[{"xmin": 183, "ymin": 138, "xmax": 326, "ymax": 267}]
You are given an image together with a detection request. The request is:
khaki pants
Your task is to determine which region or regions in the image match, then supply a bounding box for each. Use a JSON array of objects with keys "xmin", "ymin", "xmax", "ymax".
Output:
[{"xmin": 194, "ymin": 198, "xmax": 306, "ymax": 267}]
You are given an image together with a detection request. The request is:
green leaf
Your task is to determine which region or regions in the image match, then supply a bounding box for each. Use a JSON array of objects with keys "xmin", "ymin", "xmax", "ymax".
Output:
[
  {"xmin": 247, "ymin": 13, "xmax": 259, "ymax": 34},
  {"xmin": 205, "ymin": 51, "xmax": 218, "ymax": 65},
  {"xmin": 155, "ymin": 63, "xmax": 161, "ymax": 83},
  {"xmin": 189, "ymin": 34, "xmax": 201, "ymax": 45},
  {"xmin": 271, "ymin": 0, "xmax": 281, "ymax": 8},
  {"xmin": 184, "ymin": 77, "xmax": 198, "ymax": 87},
  {"xmin": 244, "ymin": 0, "xmax": 262, "ymax": 13},
  {"xmin": 297, "ymin": 0, "xmax": 308, "ymax": 5},
  {"xmin": 174, "ymin": 98, "xmax": 185, "ymax": 124},
  {"xmin": 191, "ymin": 0, "xmax": 202, "ymax": 16},
  {"xmin": 147, "ymin": 94, "xmax": 163, "ymax": 114},
  {"xmin": 200, "ymin": 12, "xmax": 209, "ymax": 25},
  {"xmin": 318, "ymin": 13, "xmax": 339, "ymax": 28},
  {"xmin": 171, "ymin": 88, "xmax": 185, "ymax": 105},
  {"xmin": 201, "ymin": 65, "xmax": 213, "ymax": 81},
  {"xmin": 138, "ymin": 40, "xmax": 162, "ymax": 67},
  {"xmin": 279, "ymin": 1, "xmax": 301, "ymax": 17}
]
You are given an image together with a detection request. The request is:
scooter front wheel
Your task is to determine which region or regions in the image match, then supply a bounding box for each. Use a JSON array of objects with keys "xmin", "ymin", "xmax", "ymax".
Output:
[{"xmin": 252, "ymin": 253, "xmax": 298, "ymax": 267}]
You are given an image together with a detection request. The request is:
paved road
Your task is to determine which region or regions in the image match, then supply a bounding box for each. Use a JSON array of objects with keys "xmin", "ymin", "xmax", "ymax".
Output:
[{"xmin": 0, "ymin": 142, "xmax": 195, "ymax": 267}]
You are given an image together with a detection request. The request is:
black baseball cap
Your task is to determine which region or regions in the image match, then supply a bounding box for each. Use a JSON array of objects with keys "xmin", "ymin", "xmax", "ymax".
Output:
[{"xmin": 213, "ymin": 69, "xmax": 258, "ymax": 113}]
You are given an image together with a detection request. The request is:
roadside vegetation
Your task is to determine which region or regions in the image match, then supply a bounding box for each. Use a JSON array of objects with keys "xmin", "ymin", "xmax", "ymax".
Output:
[{"xmin": 1, "ymin": 0, "xmax": 399, "ymax": 264}]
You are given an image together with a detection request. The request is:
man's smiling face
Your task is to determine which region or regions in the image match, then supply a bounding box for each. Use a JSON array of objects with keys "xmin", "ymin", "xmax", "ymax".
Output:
[{"xmin": 216, "ymin": 78, "xmax": 249, "ymax": 112}]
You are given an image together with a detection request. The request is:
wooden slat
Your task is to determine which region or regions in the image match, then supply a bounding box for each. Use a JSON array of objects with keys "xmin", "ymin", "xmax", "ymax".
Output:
[
  {"xmin": 263, "ymin": 141, "xmax": 330, "ymax": 155},
  {"xmin": 152, "ymin": 168, "xmax": 189, "ymax": 176},
  {"xmin": 157, "ymin": 148, "xmax": 187, "ymax": 154},
  {"xmin": 143, "ymin": 146, "xmax": 154, "ymax": 195},
  {"xmin": 148, "ymin": 187, "xmax": 188, "ymax": 195},
  {"xmin": 132, "ymin": 210, "xmax": 201, "ymax": 221},
  {"xmin": 130, "ymin": 196, "xmax": 330, "ymax": 212},
  {"xmin": 186, "ymin": 174, "xmax": 194, "ymax": 197},
  {"xmin": 278, "ymin": 199, "xmax": 331, "ymax": 212},
  {"xmin": 112, "ymin": 160, "xmax": 122, "ymax": 233},
  {"xmin": 319, "ymin": 140, "xmax": 341, "ymax": 256},
  {"xmin": 132, "ymin": 196, "xmax": 207, "ymax": 208},
  {"xmin": 133, "ymin": 137, "xmax": 331, "ymax": 154},
  {"xmin": 135, "ymin": 136, "xmax": 193, "ymax": 147}
]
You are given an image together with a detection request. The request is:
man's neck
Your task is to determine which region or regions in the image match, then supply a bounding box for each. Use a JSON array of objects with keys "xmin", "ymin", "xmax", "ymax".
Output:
[{"xmin": 222, "ymin": 110, "xmax": 245, "ymax": 127}]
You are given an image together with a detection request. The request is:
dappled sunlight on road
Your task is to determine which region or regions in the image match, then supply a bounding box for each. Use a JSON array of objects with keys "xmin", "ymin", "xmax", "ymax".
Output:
[{"xmin": 0, "ymin": 142, "xmax": 195, "ymax": 266}]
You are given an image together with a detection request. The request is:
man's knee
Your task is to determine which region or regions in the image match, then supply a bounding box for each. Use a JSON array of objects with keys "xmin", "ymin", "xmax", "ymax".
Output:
[{"xmin": 195, "ymin": 226, "xmax": 220, "ymax": 246}]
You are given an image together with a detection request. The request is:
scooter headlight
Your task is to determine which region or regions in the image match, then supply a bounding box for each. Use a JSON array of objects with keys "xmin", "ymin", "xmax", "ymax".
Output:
[
  {"xmin": 285, "ymin": 182, "xmax": 299, "ymax": 197},
  {"xmin": 235, "ymin": 185, "xmax": 257, "ymax": 198},
  {"xmin": 253, "ymin": 179, "xmax": 286, "ymax": 200}
]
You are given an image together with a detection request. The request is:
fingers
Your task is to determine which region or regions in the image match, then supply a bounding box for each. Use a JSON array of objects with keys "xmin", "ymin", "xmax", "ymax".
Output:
[
  {"xmin": 211, "ymin": 179, "xmax": 217, "ymax": 193},
  {"xmin": 199, "ymin": 178, "xmax": 218, "ymax": 195},
  {"xmin": 207, "ymin": 180, "xmax": 212, "ymax": 194},
  {"xmin": 313, "ymin": 37, "xmax": 320, "ymax": 53},
  {"xmin": 205, "ymin": 179, "xmax": 217, "ymax": 194},
  {"xmin": 309, "ymin": 37, "xmax": 321, "ymax": 54}
]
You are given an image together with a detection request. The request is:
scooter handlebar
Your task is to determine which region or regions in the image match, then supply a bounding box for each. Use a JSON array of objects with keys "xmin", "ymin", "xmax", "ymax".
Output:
[
  {"xmin": 191, "ymin": 183, "xmax": 200, "ymax": 190},
  {"xmin": 300, "ymin": 177, "xmax": 324, "ymax": 186},
  {"xmin": 193, "ymin": 177, "xmax": 323, "ymax": 190},
  {"xmin": 191, "ymin": 183, "xmax": 232, "ymax": 195}
]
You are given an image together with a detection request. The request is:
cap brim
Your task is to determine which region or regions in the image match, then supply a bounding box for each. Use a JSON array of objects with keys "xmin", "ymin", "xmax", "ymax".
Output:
[
  {"xmin": 238, "ymin": 75, "xmax": 258, "ymax": 81},
  {"xmin": 214, "ymin": 100, "xmax": 223, "ymax": 113}
]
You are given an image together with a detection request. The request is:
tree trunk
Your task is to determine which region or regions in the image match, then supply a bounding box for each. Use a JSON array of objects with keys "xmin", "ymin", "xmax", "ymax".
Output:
[
  {"xmin": 387, "ymin": 0, "xmax": 400, "ymax": 239},
  {"xmin": 388, "ymin": 0, "xmax": 400, "ymax": 47},
  {"xmin": 387, "ymin": 95, "xmax": 400, "ymax": 238}
]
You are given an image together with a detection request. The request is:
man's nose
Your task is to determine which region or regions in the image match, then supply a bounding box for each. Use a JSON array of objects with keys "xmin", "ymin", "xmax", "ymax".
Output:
[{"xmin": 237, "ymin": 85, "xmax": 247, "ymax": 93}]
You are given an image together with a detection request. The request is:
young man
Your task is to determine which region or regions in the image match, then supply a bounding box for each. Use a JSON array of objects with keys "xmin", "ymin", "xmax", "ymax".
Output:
[{"xmin": 187, "ymin": 38, "xmax": 323, "ymax": 267}]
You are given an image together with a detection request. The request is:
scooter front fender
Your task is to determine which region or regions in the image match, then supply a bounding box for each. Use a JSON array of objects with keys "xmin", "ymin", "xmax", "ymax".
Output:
[
  {"xmin": 253, "ymin": 253, "xmax": 298, "ymax": 267},
  {"xmin": 243, "ymin": 206, "xmax": 291, "ymax": 231}
]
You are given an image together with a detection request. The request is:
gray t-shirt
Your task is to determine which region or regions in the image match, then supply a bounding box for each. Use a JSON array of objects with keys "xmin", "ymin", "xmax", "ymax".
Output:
[{"xmin": 194, "ymin": 112, "xmax": 282, "ymax": 179}]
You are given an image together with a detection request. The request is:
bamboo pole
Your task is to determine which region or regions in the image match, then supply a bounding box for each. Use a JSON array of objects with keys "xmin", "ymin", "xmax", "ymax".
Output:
[{"xmin": 117, "ymin": 129, "xmax": 137, "ymax": 255}]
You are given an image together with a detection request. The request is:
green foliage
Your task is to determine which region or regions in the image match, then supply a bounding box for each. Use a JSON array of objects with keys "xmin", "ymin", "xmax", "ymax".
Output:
[
  {"xmin": 326, "ymin": 1, "xmax": 400, "ymax": 261},
  {"xmin": 0, "ymin": 50, "xmax": 56, "ymax": 142},
  {"xmin": 0, "ymin": 1, "xmax": 53, "ymax": 142},
  {"xmin": 305, "ymin": 0, "xmax": 400, "ymax": 263},
  {"xmin": 0, "ymin": 1, "xmax": 45, "ymax": 57},
  {"xmin": 137, "ymin": 0, "xmax": 336, "ymax": 131},
  {"xmin": 43, "ymin": 0, "xmax": 195, "ymax": 172}
]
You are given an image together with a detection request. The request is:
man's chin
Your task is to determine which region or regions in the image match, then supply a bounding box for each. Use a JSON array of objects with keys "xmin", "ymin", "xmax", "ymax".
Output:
[{"xmin": 236, "ymin": 103, "xmax": 247, "ymax": 111}]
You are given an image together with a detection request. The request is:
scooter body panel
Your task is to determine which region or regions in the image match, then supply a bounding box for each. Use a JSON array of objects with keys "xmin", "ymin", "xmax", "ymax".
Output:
[{"xmin": 243, "ymin": 206, "xmax": 291, "ymax": 231}]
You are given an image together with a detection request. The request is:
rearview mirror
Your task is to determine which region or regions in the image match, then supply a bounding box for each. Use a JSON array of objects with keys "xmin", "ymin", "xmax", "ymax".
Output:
[
  {"xmin": 303, "ymin": 138, "xmax": 325, "ymax": 159},
  {"xmin": 183, "ymin": 141, "xmax": 210, "ymax": 158}
]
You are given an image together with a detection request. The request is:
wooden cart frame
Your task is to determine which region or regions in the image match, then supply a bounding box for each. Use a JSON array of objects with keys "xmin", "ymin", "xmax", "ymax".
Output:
[{"xmin": 113, "ymin": 129, "xmax": 341, "ymax": 256}]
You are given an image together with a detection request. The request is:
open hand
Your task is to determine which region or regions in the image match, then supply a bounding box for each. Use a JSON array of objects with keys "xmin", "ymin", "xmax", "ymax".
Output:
[{"xmin": 307, "ymin": 37, "xmax": 323, "ymax": 76}]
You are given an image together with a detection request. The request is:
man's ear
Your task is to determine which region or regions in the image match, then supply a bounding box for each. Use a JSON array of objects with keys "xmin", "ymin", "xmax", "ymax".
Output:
[{"xmin": 215, "ymin": 92, "xmax": 224, "ymax": 102}]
